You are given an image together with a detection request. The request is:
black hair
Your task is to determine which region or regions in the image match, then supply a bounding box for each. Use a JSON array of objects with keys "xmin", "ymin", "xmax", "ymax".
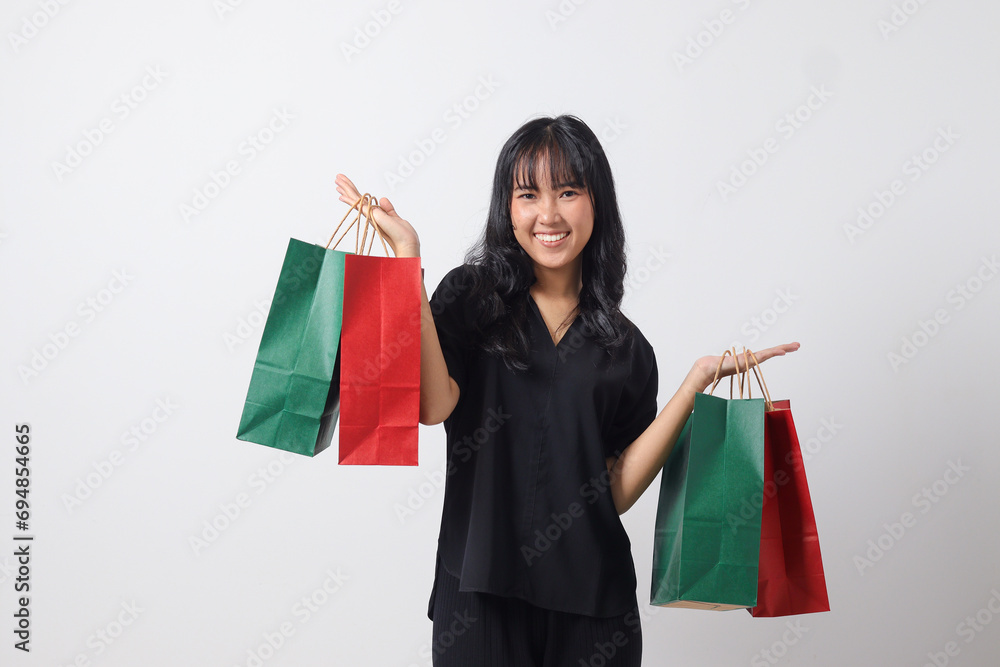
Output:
[{"xmin": 461, "ymin": 114, "xmax": 636, "ymax": 372}]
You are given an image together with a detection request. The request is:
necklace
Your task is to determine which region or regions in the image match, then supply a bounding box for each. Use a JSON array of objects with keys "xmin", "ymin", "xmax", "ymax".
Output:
[{"xmin": 531, "ymin": 292, "xmax": 579, "ymax": 342}]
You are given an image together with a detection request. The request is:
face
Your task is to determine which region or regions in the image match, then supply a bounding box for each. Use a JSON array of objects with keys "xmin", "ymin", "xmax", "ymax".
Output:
[{"xmin": 510, "ymin": 160, "xmax": 594, "ymax": 276}]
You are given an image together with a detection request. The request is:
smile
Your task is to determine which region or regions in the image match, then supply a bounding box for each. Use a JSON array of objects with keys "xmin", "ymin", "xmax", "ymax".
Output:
[{"xmin": 534, "ymin": 231, "xmax": 569, "ymax": 246}]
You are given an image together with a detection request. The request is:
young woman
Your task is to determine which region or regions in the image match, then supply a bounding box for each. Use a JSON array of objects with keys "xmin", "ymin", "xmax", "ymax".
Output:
[{"xmin": 335, "ymin": 115, "xmax": 798, "ymax": 666}]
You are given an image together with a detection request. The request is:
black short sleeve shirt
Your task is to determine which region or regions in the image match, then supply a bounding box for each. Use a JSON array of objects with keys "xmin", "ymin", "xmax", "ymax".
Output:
[{"xmin": 426, "ymin": 264, "xmax": 658, "ymax": 619}]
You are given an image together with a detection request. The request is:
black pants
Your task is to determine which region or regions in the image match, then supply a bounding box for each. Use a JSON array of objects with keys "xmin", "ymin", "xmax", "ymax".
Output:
[{"xmin": 429, "ymin": 562, "xmax": 642, "ymax": 666}]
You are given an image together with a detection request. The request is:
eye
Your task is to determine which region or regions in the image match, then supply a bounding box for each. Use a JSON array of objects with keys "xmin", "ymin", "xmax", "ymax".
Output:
[
  {"xmin": 518, "ymin": 192, "xmax": 536, "ymax": 200},
  {"xmin": 561, "ymin": 189, "xmax": 579, "ymax": 197}
]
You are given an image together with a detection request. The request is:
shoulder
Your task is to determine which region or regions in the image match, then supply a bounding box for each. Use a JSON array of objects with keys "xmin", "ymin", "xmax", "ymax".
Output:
[
  {"xmin": 430, "ymin": 264, "xmax": 477, "ymax": 309},
  {"xmin": 620, "ymin": 315, "xmax": 655, "ymax": 364}
]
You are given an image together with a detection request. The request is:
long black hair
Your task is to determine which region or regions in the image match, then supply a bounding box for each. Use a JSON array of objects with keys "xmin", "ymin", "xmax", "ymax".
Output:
[{"xmin": 462, "ymin": 114, "xmax": 635, "ymax": 372}]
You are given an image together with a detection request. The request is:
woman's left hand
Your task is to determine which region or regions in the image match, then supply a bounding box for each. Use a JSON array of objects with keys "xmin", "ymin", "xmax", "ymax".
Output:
[{"xmin": 687, "ymin": 342, "xmax": 801, "ymax": 394}]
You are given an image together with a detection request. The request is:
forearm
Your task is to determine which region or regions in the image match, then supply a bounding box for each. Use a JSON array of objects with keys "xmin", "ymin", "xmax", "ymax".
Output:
[{"xmin": 609, "ymin": 366, "xmax": 708, "ymax": 514}]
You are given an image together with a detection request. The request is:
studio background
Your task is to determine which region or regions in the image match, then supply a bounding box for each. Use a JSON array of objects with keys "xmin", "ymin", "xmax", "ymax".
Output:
[{"xmin": 1, "ymin": 1, "xmax": 998, "ymax": 665}]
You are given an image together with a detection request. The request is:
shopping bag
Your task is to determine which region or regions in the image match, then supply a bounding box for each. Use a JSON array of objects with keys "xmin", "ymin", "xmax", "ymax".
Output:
[
  {"xmin": 337, "ymin": 201, "xmax": 421, "ymax": 465},
  {"xmin": 235, "ymin": 196, "xmax": 370, "ymax": 456},
  {"xmin": 235, "ymin": 239, "xmax": 347, "ymax": 456},
  {"xmin": 650, "ymin": 350, "xmax": 766, "ymax": 610},
  {"xmin": 744, "ymin": 351, "xmax": 830, "ymax": 617}
]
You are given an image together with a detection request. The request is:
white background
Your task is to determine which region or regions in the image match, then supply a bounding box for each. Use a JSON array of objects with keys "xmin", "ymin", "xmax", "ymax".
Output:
[{"xmin": 2, "ymin": 1, "xmax": 998, "ymax": 665}]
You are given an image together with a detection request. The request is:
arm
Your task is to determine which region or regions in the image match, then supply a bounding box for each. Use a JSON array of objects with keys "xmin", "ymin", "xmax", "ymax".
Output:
[
  {"xmin": 606, "ymin": 344, "xmax": 800, "ymax": 514},
  {"xmin": 333, "ymin": 173, "xmax": 459, "ymax": 426},
  {"xmin": 404, "ymin": 250, "xmax": 460, "ymax": 426},
  {"xmin": 605, "ymin": 366, "xmax": 702, "ymax": 515}
]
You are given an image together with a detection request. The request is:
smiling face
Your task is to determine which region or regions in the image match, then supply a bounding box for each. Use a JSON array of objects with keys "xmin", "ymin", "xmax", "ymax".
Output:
[{"xmin": 510, "ymin": 151, "xmax": 594, "ymax": 279}]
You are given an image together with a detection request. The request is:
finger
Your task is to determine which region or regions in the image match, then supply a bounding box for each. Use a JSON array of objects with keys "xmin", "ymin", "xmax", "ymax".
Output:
[
  {"xmin": 334, "ymin": 174, "xmax": 361, "ymax": 205},
  {"xmin": 377, "ymin": 196, "xmax": 397, "ymax": 216},
  {"xmin": 746, "ymin": 342, "xmax": 800, "ymax": 366}
]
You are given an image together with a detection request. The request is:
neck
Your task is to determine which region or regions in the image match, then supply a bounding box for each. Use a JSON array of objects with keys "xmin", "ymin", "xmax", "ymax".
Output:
[{"xmin": 530, "ymin": 259, "xmax": 583, "ymax": 301}]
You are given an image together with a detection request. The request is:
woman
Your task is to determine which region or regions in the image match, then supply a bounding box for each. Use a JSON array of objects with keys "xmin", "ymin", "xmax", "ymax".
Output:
[{"xmin": 336, "ymin": 114, "xmax": 798, "ymax": 666}]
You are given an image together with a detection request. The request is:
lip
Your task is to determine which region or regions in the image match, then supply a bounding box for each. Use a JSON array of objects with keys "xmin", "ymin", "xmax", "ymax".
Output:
[{"xmin": 534, "ymin": 231, "xmax": 570, "ymax": 247}]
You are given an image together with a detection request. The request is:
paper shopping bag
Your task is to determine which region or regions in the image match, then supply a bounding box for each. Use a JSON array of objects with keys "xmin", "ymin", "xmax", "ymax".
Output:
[
  {"xmin": 748, "ymin": 398, "xmax": 831, "ymax": 617},
  {"xmin": 650, "ymin": 389, "xmax": 766, "ymax": 610},
  {"xmin": 337, "ymin": 253, "xmax": 422, "ymax": 465},
  {"xmin": 651, "ymin": 349, "xmax": 766, "ymax": 610},
  {"xmin": 236, "ymin": 238, "xmax": 348, "ymax": 456}
]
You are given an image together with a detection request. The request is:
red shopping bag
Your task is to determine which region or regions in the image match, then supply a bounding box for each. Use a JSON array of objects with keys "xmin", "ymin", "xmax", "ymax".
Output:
[
  {"xmin": 749, "ymin": 395, "xmax": 830, "ymax": 616},
  {"xmin": 338, "ymin": 252, "xmax": 421, "ymax": 465}
]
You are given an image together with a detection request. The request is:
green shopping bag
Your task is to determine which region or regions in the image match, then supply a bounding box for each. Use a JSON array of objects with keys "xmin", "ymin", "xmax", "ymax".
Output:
[
  {"xmin": 236, "ymin": 196, "xmax": 373, "ymax": 456},
  {"xmin": 650, "ymin": 350, "xmax": 766, "ymax": 610}
]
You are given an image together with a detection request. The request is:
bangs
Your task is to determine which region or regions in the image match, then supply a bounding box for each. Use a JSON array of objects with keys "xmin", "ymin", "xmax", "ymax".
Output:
[{"xmin": 512, "ymin": 137, "xmax": 588, "ymax": 192}]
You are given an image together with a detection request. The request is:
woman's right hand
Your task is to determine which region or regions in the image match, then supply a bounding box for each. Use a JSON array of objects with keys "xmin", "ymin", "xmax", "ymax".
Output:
[{"xmin": 334, "ymin": 173, "xmax": 421, "ymax": 257}]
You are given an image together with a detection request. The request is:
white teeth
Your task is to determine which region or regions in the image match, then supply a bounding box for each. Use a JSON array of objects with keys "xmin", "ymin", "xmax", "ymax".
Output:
[{"xmin": 535, "ymin": 232, "xmax": 569, "ymax": 242}]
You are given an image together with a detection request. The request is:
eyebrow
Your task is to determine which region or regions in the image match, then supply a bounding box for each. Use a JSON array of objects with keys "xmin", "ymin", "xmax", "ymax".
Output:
[{"xmin": 513, "ymin": 180, "xmax": 583, "ymax": 191}]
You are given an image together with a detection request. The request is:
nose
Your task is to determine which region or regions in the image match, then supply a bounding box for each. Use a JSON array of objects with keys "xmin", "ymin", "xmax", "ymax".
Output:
[{"xmin": 537, "ymin": 195, "xmax": 560, "ymax": 225}]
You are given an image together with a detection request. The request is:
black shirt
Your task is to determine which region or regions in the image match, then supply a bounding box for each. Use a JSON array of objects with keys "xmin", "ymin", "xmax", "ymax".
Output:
[{"xmin": 426, "ymin": 264, "xmax": 658, "ymax": 619}]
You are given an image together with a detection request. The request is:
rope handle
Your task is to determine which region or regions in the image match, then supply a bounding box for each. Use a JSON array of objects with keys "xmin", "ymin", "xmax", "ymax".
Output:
[
  {"xmin": 707, "ymin": 348, "xmax": 745, "ymax": 399},
  {"xmin": 745, "ymin": 348, "xmax": 774, "ymax": 411},
  {"xmin": 326, "ymin": 193, "xmax": 392, "ymax": 256},
  {"xmin": 706, "ymin": 346, "xmax": 774, "ymax": 410},
  {"xmin": 707, "ymin": 349, "xmax": 732, "ymax": 397}
]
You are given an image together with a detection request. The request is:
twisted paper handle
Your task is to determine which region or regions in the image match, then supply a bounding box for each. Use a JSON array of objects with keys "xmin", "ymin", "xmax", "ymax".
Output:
[
  {"xmin": 326, "ymin": 193, "xmax": 392, "ymax": 256},
  {"xmin": 706, "ymin": 346, "xmax": 774, "ymax": 410},
  {"xmin": 745, "ymin": 348, "xmax": 774, "ymax": 411}
]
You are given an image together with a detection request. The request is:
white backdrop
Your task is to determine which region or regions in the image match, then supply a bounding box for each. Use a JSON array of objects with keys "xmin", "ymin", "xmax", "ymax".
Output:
[{"xmin": 2, "ymin": 1, "xmax": 998, "ymax": 665}]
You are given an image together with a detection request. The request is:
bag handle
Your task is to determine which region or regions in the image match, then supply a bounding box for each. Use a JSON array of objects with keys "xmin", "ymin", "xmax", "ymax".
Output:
[
  {"xmin": 360, "ymin": 201, "xmax": 392, "ymax": 257},
  {"xmin": 706, "ymin": 346, "xmax": 773, "ymax": 409},
  {"xmin": 707, "ymin": 349, "xmax": 732, "ymax": 397},
  {"xmin": 326, "ymin": 193, "xmax": 392, "ymax": 256},
  {"xmin": 707, "ymin": 348, "xmax": 745, "ymax": 399},
  {"xmin": 745, "ymin": 348, "xmax": 774, "ymax": 411}
]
